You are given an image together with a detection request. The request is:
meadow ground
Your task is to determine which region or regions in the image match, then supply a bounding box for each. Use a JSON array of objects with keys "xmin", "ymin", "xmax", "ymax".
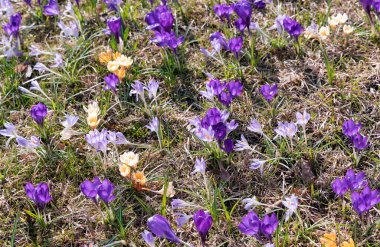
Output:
[{"xmin": 1, "ymin": 0, "xmax": 380, "ymax": 246}]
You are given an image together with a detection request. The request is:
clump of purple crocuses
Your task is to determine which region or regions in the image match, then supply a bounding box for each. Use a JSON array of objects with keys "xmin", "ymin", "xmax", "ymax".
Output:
[
  {"xmin": 145, "ymin": 3, "xmax": 184, "ymax": 53},
  {"xmin": 80, "ymin": 177, "xmax": 116, "ymax": 204},
  {"xmin": 332, "ymin": 169, "xmax": 380, "ymax": 217},
  {"xmin": 342, "ymin": 119, "xmax": 369, "ymax": 151},
  {"xmin": 200, "ymin": 77, "xmax": 243, "ymax": 107},
  {"xmin": 238, "ymin": 211, "xmax": 278, "ymax": 244},
  {"xmin": 25, "ymin": 182, "xmax": 52, "ymax": 208},
  {"xmin": 189, "ymin": 107, "xmax": 237, "ymax": 153}
]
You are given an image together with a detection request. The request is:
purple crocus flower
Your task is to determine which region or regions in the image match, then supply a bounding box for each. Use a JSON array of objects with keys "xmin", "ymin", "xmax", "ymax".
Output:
[
  {"xmin": 233, "ymin": 0, "xmax": 252, "ymax": 33},
  {"xmin": 373, "ymin": 0, "xmax": 380, "ymax": 13},
  {"xmin": 30, "ymin": 102, "xmax": 47, "ymax": 126},
  {"xmin": 104, "ymin": 73, "xmax": 119, "ymax": 92},
  {"xmin": 202, "ymin": 108, "xmax": 222, "ymax": 127},
  {"xmin": 210, "ymin": 32, "xmax": 228, "ymax": 51},
  {"xmin": 25, "ymin": 182, "xmax": 52, "ymax": 208},
  {"xmin": 283, "ymin": 17, "xmax": 304, "ymax": 40},
  {"xmin": 80, "ymin": 177, "xmax": 102, "ymax": 203},
  {"xmin": 360, "ymin": 0, "xmax": 374, "ymax": 23},
  {"xmin": 331, "ymin": 177, "xmax": 349, "ymax": 197},
  {"xmin": 252, "ymin": 0, "xmax": 266, "ymax": 9},
  {"xmin": 147, "ymin": 214, "xmax": 182, "ymax": 243},
  {"xmin": 345, "ymin": 169, "xmax": 367, "ymax": 191},
  {"xmin": 228, "ymin": 36, "xmax": 243, "ymax": 58},
  {"xmin": 97, "ymin": 178, "xmax": 116, "ymax": 204},
  {"xmin": 103, "ymin": 0, "xmax": 121, "ymax": 11},
  {"xmin": 145, "ymin": 5, "xmax": 173, "ymax": 32},
  {"xmin": 43, "ymin": 0, "xmax": 60, "ymax": 16},
  {"xmin": 214, "ymin": 4, "xmax": 233, "ymax": 23},
  {"xmin": 2, "ymin": 13, "xmax": 21, "ymax": 38},
  {"xmin": 208, "ymin": 79, "xmax": 225, "ymax": 95},
  {"xmin": 80, "ymin": 177, "xmax": 115, "ymax": 204},
  {"xmin": 260, "ymin": 213, "xmax": 278, "ymax": 240},
  {"xmin": 222, "ymin": 138, "xmax": 234, "ymax": 153},
  {"xmin": 238, "ymin": 211, "xmax": 261, "ymax": 237},
  {"xmin": 212, "ymin": 122, "xmax": 227, "ymax": 141},
  {"xmin": 107, "ymin": 17, "xmax": 122, "ymax": 42},
  {"xmin": 260, "ymin": 83, "xmax": 277, "ymax": 102},
  {"xmin": 23, "ymin": 0, "xmax": 31, "ymax": 6},
  {"xmin": 342, "ymin": 119, "xmax": 361, "ymax": 138},
  {"xmin": 351, "ymin": 186, "xmax": 380, "ymax": 217},
  {"xmin": 193, "ymin": 210, "xmax": 213, "ymax": 244},
  {"xmin": 218, "ymin": 91, "xmax": 232, "ymax": 106},
  {"xmin": 227, "ymin": 80, "xmax": 243, "ymax": 97},
  {"xmin": 352, "ymin": 133, "xmax": 369, "ymax": 150}
]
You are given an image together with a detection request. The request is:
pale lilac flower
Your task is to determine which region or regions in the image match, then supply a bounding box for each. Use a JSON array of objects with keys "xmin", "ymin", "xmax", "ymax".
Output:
[
  {"xmin": 249, "ymin": 159, "xmax": 266, "ymax": 174},
  {"xmin": 1, "ymin": 35, "xmax": 22, "ymax": 59},
  {"xmin": 0, "ymin": 122, "xmax": 18, "ymax": 146},
  {"xmin": 226, "ymin": 120, "xmax": 238, "ymax": 133},
  {"xmin": 193, "ymin": 126, "xmax": 214, "ymax": 142},
  {"xmin": 282, "ymin": 194, "xmax": 298, "ymax": 221},
  {"xmin": 30, "ymin": 80, "xmax": 43, "ymax": 93},
  {"xmin": 175, "ymin": 213, "xmax": 193, "ymax": 228},
  {"xmin": 141, "ymin": 230, "xmax": 155, "ymax": 247},
  {"xmin": 284, "ymin": 122, "xmax": 297, "ymax": 138},
  {"xmin": 274, "ymin": 122, "xmax": 287, "ymax": 138},
  {"xmin": 146, "ymin": 80, "xmax": 159, "ymax": 99},
  {"xmin": 60, "ymin": 115, "xmax": 81, "ymax": 140},
  {"xmin": 50, "ymin": 53, "xmax": 63, "ymax": 68},
  {"xmin": 146, "ymin": 117, "xmax": 159, "ymax": 134},
  {"xmin": 171, "ymin": 199, "xmax": 193, "ymax": 209},
  {"xmin": 16, "ymin": 136, "xmax": 40, "ymax": 149},
  {"xmin": 34, "ymin": 62, "xmax": 48, "ymax": 73},
  {"xmin": 269, "ymin": 14, "xmax": 287, "ymax": 34},
  {"xmin": 199, "ymin": 85, "xmax": 216, "ymax": 101},
  {"xmin": 242, "ymin": 196, "xmax": 261, "ymax": 210},
  {"xmin": 247, "ymin": 118, "xmax": 262, "ymax": 134},
  {"xmin": 234, "ymin": 135, "xmax": 251, "ymax": 151},
  {"xmin": 85, "ymin": 129, "xmax": 109, "ymax": 152},
  {"xmin": 58, "ymin": 20, "xmax": 79, "ymax": 37},
  {"xmin": 130, "ymin": 80, "xmax": 145, "ymax": 102},
  {"xmin": 107, "ymin": 131, "xmax": 129, "ymax": 145},
  {"xmin": 191, "ymin": 157, "xmax": 206, "ymax": 174},
  {"xmin": 0, "ymin": 0, "xmax": 14, "ymax": 18},
  {"xmin": 296, "ymin": 110, "xmax": 310, "ymax": 126},
  {"xmin": 29, "ymin": 45, "xmax": 42, "ymax": 56}
]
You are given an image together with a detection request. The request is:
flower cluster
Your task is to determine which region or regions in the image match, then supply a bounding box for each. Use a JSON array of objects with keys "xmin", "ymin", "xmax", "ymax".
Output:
[
  {"xmin": 25, "ymin": 182, "xmax": 52, "ymax": 208},
  {"xmin": 80, "ymin": 177, "xmax": 115, "ymax": 204},
  {"xmin": 0, "ymin": 122, "xmax": 41, "ymax": 149},
  {"xmin": 239, "ymin": 211, "xmax": 278, "ymax": 243},
  {"xmin": 85, "ymin": 128, "xmax": 128, "ymax": 153},
  {"xmin": 2, "ymin": 12, "xmax": 22, "ymax": 59},
  {"xmin": 189, "ymin": 107, "xmax": 237, "ymax": 153},
  {"xmin": 342, "ymin": 119, "xmax": 369, "ymax": 150},
  {"xmin": 332, "ymin": 169, "xmax": 380, "ymax": 216},
  {"xmin": 99, "ymin": 50, "xmax": 133, "ymax": 82},
  {"xmin": 145, "ymin": 3, "xmax": 184, "ymax": 53},
  {"xmin": 143, "ymin": 210, "xmax": 213, "ymax": 246},
  {"xmin": 118, "ymin": 151, "xmax": 147, "ymax": 190},
  {"xmin": 200, "ymin": 77, "xmax": 243, "ymax": 107}
]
